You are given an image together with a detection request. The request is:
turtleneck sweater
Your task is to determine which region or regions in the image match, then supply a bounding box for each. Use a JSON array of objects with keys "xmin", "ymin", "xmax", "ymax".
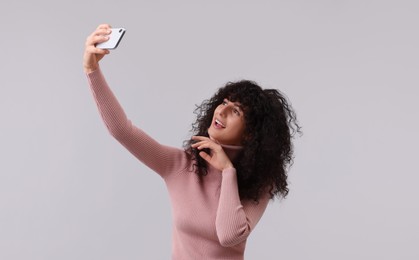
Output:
[{"xmin": 86, "ymin": 68, "xmax": 270, "ymax": 260}]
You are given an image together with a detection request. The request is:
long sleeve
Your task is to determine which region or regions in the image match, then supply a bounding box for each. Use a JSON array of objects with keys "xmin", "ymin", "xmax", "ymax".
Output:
[
  {"xmin": 86, "ymin": 68, "xmax": 189, "ymax": 178},
  {"xmin": 215, "ymin": 168, "xmax": 270, "ymax": 247}
]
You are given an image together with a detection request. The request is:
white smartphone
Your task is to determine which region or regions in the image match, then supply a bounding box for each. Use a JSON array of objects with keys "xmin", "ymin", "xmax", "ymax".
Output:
[{"xmin": 96, "ymin": 28, "xmax": 126, "ymax": 49}]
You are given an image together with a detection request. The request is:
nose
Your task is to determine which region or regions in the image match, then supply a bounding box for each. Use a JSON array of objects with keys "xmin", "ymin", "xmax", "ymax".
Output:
[
  {"xmin": 219, "ymin": 106, "xmax": 225, "ymax": 115},
  {"xmin": 218, "ymin": 104, "xmax": 230, "ymax": 116}
]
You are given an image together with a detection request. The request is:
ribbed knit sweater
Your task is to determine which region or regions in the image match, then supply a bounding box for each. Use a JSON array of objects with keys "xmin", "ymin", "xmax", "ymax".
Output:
[{"xmin": 86, "ymin": 68, "xmax": 270, "ymax": 260}]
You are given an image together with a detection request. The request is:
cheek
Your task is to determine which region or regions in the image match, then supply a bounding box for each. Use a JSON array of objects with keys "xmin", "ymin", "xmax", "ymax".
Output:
[
  {"xmin": 213, "ymin": 107, "xmax": 219, "ymax": 115},
  {"xmin": 232, "ymin": 118, "xmax": 246, "ymax": 134}
]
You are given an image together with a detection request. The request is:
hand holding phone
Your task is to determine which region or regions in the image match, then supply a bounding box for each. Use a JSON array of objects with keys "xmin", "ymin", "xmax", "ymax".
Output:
[{"xmin": 96, "ymin": 28, "xmax": 126, "ymax": 49}]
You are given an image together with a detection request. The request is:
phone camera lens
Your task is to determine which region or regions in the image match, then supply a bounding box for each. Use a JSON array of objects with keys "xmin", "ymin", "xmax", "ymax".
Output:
[{"xmin": 119, "ymin": 29, "xmax": 123, "ymax": 33}]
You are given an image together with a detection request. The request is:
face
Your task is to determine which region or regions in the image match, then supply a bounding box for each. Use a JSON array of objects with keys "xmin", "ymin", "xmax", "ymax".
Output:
[{"xmin": 208, "ymin": 98, "xmax": 246, "ymax": 145}]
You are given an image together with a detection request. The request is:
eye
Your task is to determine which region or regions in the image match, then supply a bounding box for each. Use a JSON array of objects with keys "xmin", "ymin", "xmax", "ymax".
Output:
[
  {"xmin": 222, "ymin": 99, "xmax": 228, "ymax": 105},
  {"xmin": 233, "ymin": 109, "xmax": 240, "ymax": 115}
]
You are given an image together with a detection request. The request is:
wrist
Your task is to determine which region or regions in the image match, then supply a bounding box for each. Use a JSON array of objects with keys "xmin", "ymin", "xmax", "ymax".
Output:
[
  {"xmin": 222, "ymin": 164, "xmax": 235, "ymax": 171},
  {"xmin": 84, "ymin": 65, "xmax": 98, "ymax": 74}
]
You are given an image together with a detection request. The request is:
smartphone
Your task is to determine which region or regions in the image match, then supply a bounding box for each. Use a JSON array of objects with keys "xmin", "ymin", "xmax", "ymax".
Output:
[{"xmin": 96, "ymin": 28, "xmax": 126, "ymax": 49}]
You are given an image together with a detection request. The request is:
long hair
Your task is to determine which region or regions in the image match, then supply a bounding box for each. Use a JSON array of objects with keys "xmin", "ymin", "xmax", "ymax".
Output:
[{"xmin": 184, "ymin": 80, "xmax": 301, "ymax": 202}]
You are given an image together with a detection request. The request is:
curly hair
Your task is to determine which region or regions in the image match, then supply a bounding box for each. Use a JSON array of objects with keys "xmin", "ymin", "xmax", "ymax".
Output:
[{"xmin": 184, "ymin": 80, "xmax": 301, "ymax": 202}]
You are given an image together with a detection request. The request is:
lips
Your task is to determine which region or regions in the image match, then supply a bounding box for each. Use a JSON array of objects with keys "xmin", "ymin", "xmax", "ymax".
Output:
[{"xmin": 214, "ymin": 119, "xmax": 226, "ymax": 128}]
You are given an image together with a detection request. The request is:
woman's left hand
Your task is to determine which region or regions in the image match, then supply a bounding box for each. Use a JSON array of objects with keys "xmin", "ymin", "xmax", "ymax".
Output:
[{"xmin": 191, "ymin": 136, "xmax": 234, "ymax": 172}]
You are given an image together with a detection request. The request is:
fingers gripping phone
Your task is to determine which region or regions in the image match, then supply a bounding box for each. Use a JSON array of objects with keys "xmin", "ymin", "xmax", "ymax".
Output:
[{"xmin": 96, "ymin": 28, "xmax": 126, "ymax": 49}]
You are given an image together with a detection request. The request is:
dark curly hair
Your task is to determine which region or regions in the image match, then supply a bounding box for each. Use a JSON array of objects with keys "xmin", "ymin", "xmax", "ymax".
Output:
[{"xmin": 184, "ymin": 80, "xmax": 301, "ymax": 202}]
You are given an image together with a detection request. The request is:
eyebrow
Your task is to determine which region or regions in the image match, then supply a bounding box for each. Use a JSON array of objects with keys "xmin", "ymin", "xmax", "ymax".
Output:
[{"xmin": 225, "ymin": 98, "xmax": 244, "ymax": 112}]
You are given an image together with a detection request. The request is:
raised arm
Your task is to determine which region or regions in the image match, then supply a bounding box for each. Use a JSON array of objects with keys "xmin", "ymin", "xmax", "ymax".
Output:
[{"xmin": 84, "ymin": 24, "xmax": 189, "ymax": 178}]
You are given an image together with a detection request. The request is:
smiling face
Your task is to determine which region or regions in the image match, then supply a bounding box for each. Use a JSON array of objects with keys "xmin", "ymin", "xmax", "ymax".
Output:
[{"xmin": 207, "ymin": 99, "xmax": 246, "ymax": 145}]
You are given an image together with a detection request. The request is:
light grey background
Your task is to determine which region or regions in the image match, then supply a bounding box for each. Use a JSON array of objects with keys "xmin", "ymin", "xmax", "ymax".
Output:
[{"xmin": 1, "ymin": 0, "xmax": 418, "ymax": 259}]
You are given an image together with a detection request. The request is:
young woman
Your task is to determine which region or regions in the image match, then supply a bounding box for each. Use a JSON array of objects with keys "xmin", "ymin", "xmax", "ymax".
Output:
[{"xmin": 84, "ymin": 24, "xmax": 300, "ymax": 260}]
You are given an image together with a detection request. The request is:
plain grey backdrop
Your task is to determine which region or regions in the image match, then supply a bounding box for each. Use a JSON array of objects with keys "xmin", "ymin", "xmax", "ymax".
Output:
[{"xmin": 1, "ymin": 0, "xmax": 418, "ymax": 259}]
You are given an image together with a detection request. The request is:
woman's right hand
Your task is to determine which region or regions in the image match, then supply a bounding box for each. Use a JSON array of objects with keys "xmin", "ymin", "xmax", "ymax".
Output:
[{"xmin": 83, "ymin": 24, "xmax": 112, "ymax": 74}]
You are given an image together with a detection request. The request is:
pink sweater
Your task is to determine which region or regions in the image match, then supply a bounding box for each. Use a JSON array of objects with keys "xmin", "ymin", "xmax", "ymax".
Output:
[{"xmin": 87, "ymin": 68, "xmax": 270, "ymax": 260}]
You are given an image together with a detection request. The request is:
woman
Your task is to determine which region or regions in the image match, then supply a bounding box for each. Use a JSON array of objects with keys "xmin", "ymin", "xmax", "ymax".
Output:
[{"xmin": 84, "ymin": 24, "xmax": 300, "ymax": 260}]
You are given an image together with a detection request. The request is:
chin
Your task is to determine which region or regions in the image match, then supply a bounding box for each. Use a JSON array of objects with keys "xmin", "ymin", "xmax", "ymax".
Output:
[
  {"xmin": 207, "ymin": 133, "xmax": 221, "ymax": 144},
  {"xmin": 207, "ymin": 129, "xmax": 215, "ymax": 139}
]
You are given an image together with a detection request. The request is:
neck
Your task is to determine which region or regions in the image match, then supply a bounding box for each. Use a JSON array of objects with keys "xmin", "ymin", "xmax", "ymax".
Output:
[{"xmin": 220, "ymin": 143, "xmax": 243, "ymax": 162}]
